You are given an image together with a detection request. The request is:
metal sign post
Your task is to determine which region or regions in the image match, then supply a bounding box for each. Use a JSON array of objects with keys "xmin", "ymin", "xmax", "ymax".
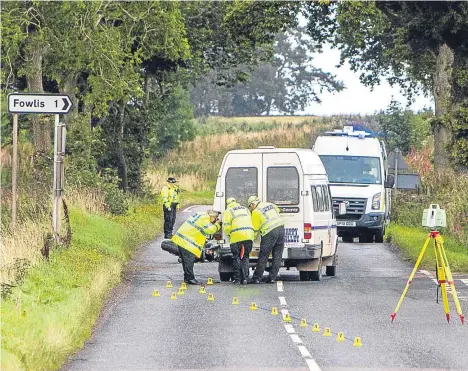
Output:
[
  {"xmin": 7, "ymin": 93, "xmax": 73, "ymax": 241},
  {"xmin": 11, "ymin": 114, "xmax": 19, "ymax": 230}
]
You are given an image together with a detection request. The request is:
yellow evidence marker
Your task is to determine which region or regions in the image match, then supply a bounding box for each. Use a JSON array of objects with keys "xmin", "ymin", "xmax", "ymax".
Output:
[
  {"xmin": 353, "ymin": 337, "xmax": 363, "ymax": 347},
  {"xmin": 152, "ymin": 290, "xmax": 160, "ymax": 297},
  {"xmin": 323, "ymin": 328, "xmax": 332, "ymax": 337},
  {"xmin": 283, "ymin": 313, "xmax": 292, "ymax": 323},
  {"xmin": 166, "ymin": 281, "xmax": 173, "ymax": 288},
  {"xmin": 170, "ymin": 292, "xmax": 177, "ymax": 300},
  {"xmin": 312, "ymin": 323, "xmax": 320, "ymax": 332},
  {"xmin": 207, "ymin": 277, "xmax": 214, "ymax": 285},
  {"xmin": 232, "ymin": 297, "xmax": 239, "ymax": 305},
  {"xmin": 178, "ymin": 288, "xmax": 185, "ymax": 296},
  {"xmin": 336, "ymin": 332, "xmax": 345, "ymax": 342},
  {"xmin": 249, "ymin": 302, "xmax": 258, "ymax": 311},
  {"xmin": 180, "ymin": 282, "xmax": 187, "ymax": 290},
  {"xmin": 300, "ymin": 319, "xmax": 308, "ymax": 328},
  {"xmin": 199, "ymin": 286, "xmax": 206, "ymax": 294},
  {"xmin": 271, "ymin": 307, "xmax": 279, "ymax": 316},
  {"xmin": 207, "ymin": 293, "xmax": 215, "ymax": 301}
]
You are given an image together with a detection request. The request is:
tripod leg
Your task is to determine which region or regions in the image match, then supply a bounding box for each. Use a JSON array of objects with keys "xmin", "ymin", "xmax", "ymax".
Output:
[
  {"xmin": 391, "ymin": 236, "xmax": 431, "ymax": 322},
  {"xmin": 435, "ymin": 238, "xmax": 450, "ymax": 323},
  {"xmin": 438, "ymin": 235, "xmax": 465, "ymax": 324}
]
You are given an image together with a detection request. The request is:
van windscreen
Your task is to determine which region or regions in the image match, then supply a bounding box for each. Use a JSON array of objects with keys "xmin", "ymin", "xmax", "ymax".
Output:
[
  {"xmin": 319, "ymin": 156, "xmax": 381, "ymax": 184},
  {"xmin": 267, "ymin": 167, "xmax": 299, "ymax": 205},
  {"xmin": 225, "ymin": 167, "xmax": 258, "ymax": 206}
]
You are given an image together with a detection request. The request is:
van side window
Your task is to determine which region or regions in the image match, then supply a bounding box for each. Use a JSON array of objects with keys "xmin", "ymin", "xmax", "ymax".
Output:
[
  {"xmin": 267, "ymin": 167, "xmax": 299, "ymax": 205},
  {"xmin": 225, "ymin": 167, "xmax": 258, "ymax": 206},
  {"xmin": 322, "ymin": 185, "xmax": 331, "ymax": 211},
  {"xmin": 315, "ymin": 185, "xmax": 325, "ymax": 212},
  {"xmin": 311, "ymin": 186, "xmax": 319, "ymax": 212}
]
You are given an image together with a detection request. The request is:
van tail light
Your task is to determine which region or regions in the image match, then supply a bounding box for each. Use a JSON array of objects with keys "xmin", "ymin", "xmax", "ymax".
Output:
[{"xmin": 304, "ymin": 223, "xmax": 312, "ymax": 239}]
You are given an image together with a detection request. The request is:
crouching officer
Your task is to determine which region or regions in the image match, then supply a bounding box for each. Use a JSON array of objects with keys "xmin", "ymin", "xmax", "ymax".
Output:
[
  {"xmin": 160, "ymin": 177, "xmax": 180, "ymax": 238},
  {"xmin": 172, "ymin": 210, "xmax": 220, "ymax": 284},
  {"xmin": 248, "ymin": 196, "xmax": 285, "ymax": 284},
  {"xmin": 223, "ymin": 197, "xmax": 254, "ymax": 285}
]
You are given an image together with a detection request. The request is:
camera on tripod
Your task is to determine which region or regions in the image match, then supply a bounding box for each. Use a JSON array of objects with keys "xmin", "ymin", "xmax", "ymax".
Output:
[{"xmin": 422, "ymin": 204, "xmax": 447, "ymax": 229}]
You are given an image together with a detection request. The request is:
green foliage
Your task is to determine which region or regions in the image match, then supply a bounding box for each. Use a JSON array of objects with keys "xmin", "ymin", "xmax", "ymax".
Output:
[{"xmin": 447, "ymin": 105, "xmax": 468, "ymax": 168}]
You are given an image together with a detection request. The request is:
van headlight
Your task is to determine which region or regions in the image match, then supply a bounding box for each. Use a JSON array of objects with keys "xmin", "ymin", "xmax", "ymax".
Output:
[{"xmin": 372, "ymin": 193, "xmax": 381, "ymax": 210}]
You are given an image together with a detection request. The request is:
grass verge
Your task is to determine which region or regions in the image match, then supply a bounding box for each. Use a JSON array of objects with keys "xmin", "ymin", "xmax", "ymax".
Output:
[
  {"xmin": 1, "ymin": 190, "xmax": 211, "ymax": 371},
  {"xmin": 386, "ymin": 224, "xmax": 468, "ymax": 273}
]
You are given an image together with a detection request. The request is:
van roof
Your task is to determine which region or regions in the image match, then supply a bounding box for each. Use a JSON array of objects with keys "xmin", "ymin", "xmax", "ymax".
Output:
[
  {"xmin": 222, "ymin": 148, "xmax": 327, "ymax": 175},
  {"xmin": 313, "ymin": 135, "xmax": 382, "ymax": 157}
]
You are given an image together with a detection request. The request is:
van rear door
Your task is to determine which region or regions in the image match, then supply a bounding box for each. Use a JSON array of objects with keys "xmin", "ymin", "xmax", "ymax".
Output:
[{"xmin": 262, "ymin": 153, "xmax": 303, "ymax": 250}]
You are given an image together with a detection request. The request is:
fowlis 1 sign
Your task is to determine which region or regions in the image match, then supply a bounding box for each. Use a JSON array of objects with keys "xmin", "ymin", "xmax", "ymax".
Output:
[{"xmin": 8, "ymin": 93, "xmax": 73, "ymax": 114}]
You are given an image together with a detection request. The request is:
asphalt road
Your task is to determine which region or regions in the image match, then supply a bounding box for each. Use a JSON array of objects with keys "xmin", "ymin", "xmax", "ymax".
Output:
[{"xmin": 64, "ymin": 205, "xmax": 468, "ymax": 371}]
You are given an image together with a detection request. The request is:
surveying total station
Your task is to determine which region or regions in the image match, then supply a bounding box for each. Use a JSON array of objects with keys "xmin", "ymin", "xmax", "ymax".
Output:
[{"xmin": 390, "ymin": 204, "xmax": 465, "ymax": 324}]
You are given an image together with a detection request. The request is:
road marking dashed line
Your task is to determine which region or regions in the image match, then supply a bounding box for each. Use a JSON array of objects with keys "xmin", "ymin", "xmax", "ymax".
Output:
[
  {"xmin": 277, "ymin": 281, "xmax": 322, "ymax": 371},
  {"xmin": 461, "ymin": 279, "xmax": 468, "ymax": 286}
]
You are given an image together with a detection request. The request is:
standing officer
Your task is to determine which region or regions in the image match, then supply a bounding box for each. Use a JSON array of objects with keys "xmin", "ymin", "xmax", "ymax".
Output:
[
  {"xmin": 172, "ymin": 210, "xmax": 220, "ymax": 284},
  {"xmin": 223, "ymin": 197, "xmax": 254, "ymax": 285},
  {"xmin": 248, "ymin": 196, "xmax": 285, "ymax": 284},
  {"xmin": 160, "ymin": 177, "xmax": 180, "ymax": 238}
]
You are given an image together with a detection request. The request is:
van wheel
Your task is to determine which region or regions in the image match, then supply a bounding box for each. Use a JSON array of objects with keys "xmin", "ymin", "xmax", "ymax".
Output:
[
  {"xmin": 325, "ymin": 265, "xmax": 336, "ymax": 277},
  {"xmin": 375, "ymin": 228, "xmax": 384, "ymax": 243},
  {"xmin": 342, "ymin": 236, "xmax": 353, "ymax": 243},
  {"xmin": 219, "ymin": 272, "xmax": 233, "ymax": 282},
  {"xmin": 299, "ymin": 271, "xmax": 312, "ymax": 281},
  {"xmin": 359, "ymin": 234, "xmax": 373, "ymax": 243}
]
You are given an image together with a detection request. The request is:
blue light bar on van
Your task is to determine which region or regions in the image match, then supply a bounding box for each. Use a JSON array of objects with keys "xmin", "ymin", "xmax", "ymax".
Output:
[{"xmin": 325, "ymin": 125, "xmax": 377, "ymax": 139}]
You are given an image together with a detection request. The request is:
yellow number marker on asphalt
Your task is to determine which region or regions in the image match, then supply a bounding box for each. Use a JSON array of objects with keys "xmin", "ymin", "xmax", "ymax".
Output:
[
  {"xmin": 271, "ymin": 307, "xmax": 279, "ymax": 316},
  {"xmin": 207, "ymin": 277, "xmax": 214, "ymax": 285},
  {"xmin": 300, "ymin": 319, "xmax": 308, "ymax": 328},
  {"xmin": 232, "ymin": 297, "xmax": 239, "ymax": 305},
  {"xmin": 283, "ymin": 313, "xmax": 292, "ymax": 323},
  {"xmin": 312, "ymin": 323, "xmax": 320, "ymax": 332},
  {"xmin": 180, "ymin": 282, "xmax": 187, "ymax": 290},
  {"xmin": 199, "ymin": 286, "xmax": 206, "ymax": 294},
  {"xmin": 166, "ymin": 281, "xmax": 173, "ymax": 288},
  {"xmin": 178, "ymin": 288, "xmax": 185, "ymax": 296},
  {"xmin": 170, "ymin": 292, "xmax": 177, "ymax": 300},
  {"xmin": 152, "ymin": 290, "xmax": 160, "ymax": 297},
  {"xmin": 249, "ymin": 302, "xmax": 258, "ymax": 311},
  {"xmin": 337, "ymin": 332, "xmax": 345, "ymax": 342},
  {"xmin": 353, "ymin": 337, "xmax": 363, "ymax": 347},
  {"xmin": 207, "ymin": 293, "xmax": 215, "ymax": 301},
  {"xmin": 323, "ymin": 328, "xmax": 332, "ymax": 337}
]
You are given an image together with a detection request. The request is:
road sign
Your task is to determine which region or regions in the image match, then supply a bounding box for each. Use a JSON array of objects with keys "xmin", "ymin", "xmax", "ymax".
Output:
[{"xmin": 8, "ymin": 93, "xmax": 73, "ymax": 114}]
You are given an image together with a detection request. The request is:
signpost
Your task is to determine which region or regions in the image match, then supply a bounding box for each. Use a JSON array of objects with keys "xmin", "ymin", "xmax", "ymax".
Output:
[{"xmin": 7, "ymin": 93, "xmax": 73, "ymax": 240}]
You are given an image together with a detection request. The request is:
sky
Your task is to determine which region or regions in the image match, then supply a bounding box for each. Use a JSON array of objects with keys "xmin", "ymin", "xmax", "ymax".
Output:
[{"xmin": 301, "ymin": 45, "xmax": 434, "ymax": 116}]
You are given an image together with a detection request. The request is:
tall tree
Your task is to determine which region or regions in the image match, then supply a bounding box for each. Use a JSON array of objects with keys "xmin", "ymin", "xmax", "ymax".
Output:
[{"xmin": 305, "ymin": 1, "xmax": 468, "ymax": 169}]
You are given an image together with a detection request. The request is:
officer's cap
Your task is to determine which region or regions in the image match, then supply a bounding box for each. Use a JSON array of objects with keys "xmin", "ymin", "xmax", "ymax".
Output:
[
  {"xmin": 226, "ymin": 197, "xmax": 236, "ymax": 205},
  {"xmin": 207, "ymin": 210, "xmax": 219, "ymax": 217},
  {"xmin": 248, "ymin": 196, "xmax": 260, "ymax": 205},
  {"xmin": 167, "ymin": 177, "xmax": 177, "ymax": 183}
]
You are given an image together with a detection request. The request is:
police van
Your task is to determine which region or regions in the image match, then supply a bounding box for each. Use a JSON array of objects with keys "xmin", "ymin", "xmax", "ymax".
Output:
[
  {"xmin": 313, "ymin": 126, "xmax": 394, "ymax": 243},
  {"xmin": 210, "ymin": 147, "xmax": 339, "ymax": 282}
]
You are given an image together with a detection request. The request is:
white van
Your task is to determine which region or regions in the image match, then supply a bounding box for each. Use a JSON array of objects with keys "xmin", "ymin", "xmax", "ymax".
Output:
[
  {"xmin": 210, "ymin": 147, "xmax": 338, "ymax": 282},
  {"xmin": 313, "ymin": 126, "xmax": 394, "ymax": 243}
]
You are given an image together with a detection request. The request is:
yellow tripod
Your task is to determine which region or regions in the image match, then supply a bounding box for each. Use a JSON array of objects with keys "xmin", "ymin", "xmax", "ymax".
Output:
[{"xmin": 391, "ymin": 231, "xmax": 465, "ymax": 324}]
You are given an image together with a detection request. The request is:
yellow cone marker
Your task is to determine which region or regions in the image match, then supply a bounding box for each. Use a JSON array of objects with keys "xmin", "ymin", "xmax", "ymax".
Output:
[
  {"xmin": 312, "ymin": 323, "xmax": 320, "ymax": 332},
  {"xmin": 199, "ymin": 286, "xmax": 206, "ymax": 294},
  {"xmin": 170, "ymin": 292, "xmax": 177, "ymax": 300},
  {"xmin": 166, "ymin": 281, "xmax": 173, "ymax": 288},
  {"xmin": 232, "ymin": 297, "xmax": 239, "ymax": 305},
  {"xmin": 353, "ymin": 337, "xmax": 363, "ymax": 347},
  {"xmin": 283, "ymin": 313, "xmax": 292, "ymax": 323},
  {"xmin": 178, "ymin": 288, "xmax": 185, "ymax": 296},
  {"xmin": 152, "ymin": 290, "xmax": 160, "ymax": 297},
  {"xmin": 271, "ymin": 307, "xmax": 279, "ymax": 316},
  {"xmin": 207, "ymin": 293, "xmax": 215, "ymax": 301},
  {"xmin": 180, "ymin": 282, "xmax": 187, "ymax": 290},
  {"xmin": 337, "ymin": 332, "xmax": 345, "ymax": 342},
  {"xmin": 207, "ymin": 277, "xmax": 214, "ymax": 285},
  {"xmin": 249, "ymin": 302, "xmax": 258, "ymax": 311},
  {"xmin": 323, "ymin": 328, "xmax": 332, "ymax": 337},
  {"xmin": 300, "ymin": 319, "xmax": 308, "ymax": 328}
]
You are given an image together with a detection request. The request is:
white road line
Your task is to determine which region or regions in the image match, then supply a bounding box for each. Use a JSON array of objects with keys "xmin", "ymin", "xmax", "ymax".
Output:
[
  {"xmin": 306, "ymin": 358, "xmax": 322, "ymax": 371},
  {"xmin": 290, "ymin": 334, "xmax": 303, "ymax": 344},
  {"xmin": 297, "ymin": 345, "xmax": 311, "ymax": 358},
  {"xmin": 461, "ymin": 279, "xmax": 468, "ymax": 286},
  {"xmin": 284, "ymin": 324, "xmax": 296, "ymax": 334},
  {"xmin": 277, "ymin": 281, "xmax": 284, "ymax": 292},
  {"xmin": 183, "ymin": 205, "xmax": 196, "ymax": 213},
  {"xmin": 419, "ymin": 270, "xmax": 434, "ymax": 277},
  {"xmin": 281, "ymin": 309, "xmax": 289, "ymax": 316},
  {"xmin": 279, "ymin": 296, "xmax": 287, "ymax": 306}
]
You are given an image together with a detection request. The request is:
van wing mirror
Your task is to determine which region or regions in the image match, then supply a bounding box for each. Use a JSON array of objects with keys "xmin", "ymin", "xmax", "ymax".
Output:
[
  {"xmin": 385, "ymin": 174, "xmax": 395, "ymax": 188},
  {"xmin": 338, "ymin": 202, "xmax": 346, "ymax": 215}
]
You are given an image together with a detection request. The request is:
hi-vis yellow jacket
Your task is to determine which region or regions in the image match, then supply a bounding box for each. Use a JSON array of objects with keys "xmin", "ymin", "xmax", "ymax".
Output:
[
  {"xmin": 160, "ymin": 185, "xmax": 180, "ymax": 208},
  {"xmin": 172, "ymin": 213, "xmax": 220, "ymax": 258},
  {"xmin": 223, "ymin": 202, "xmax": 254, "ymax": 244},
  {"xmin": 252, "ymin": 202, "xmax": 284, "ymax": 239}
]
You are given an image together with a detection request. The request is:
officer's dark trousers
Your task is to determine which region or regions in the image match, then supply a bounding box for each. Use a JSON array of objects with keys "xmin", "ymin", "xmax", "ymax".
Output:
[
  {"xmin": 230, "ymin": 240, "xmax": 253, "ymax": 282},
  {"xmin": 178, "ymin": 246, "xmax": 196, "ymax": 281},
  {"xmin": 252, "ymin": 226, "xmax": 285, "ymax": 281},
  {"xmin": 163, "ymin": 203, "xmax": 177, "ymax": 238}
]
